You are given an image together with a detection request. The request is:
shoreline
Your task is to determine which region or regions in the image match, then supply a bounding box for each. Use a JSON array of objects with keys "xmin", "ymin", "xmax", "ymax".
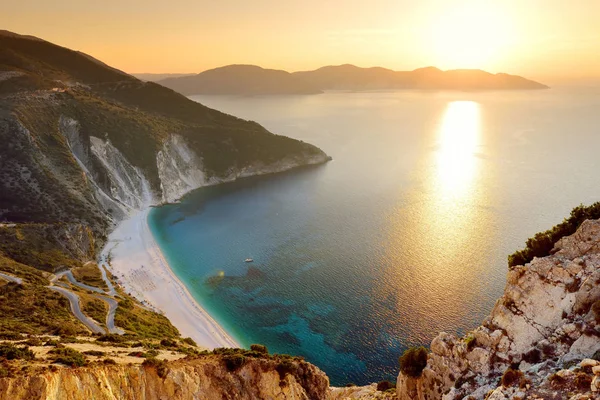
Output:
[{"xmin": 99, "ymin": 208, "xmax": 239, "ymax": 349}]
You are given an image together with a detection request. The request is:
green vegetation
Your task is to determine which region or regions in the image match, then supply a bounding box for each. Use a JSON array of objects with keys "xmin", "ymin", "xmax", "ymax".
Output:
[
  {"xmin": 181, "ymin": 337, "xmax": 197, "ymax": 347},
  {"xmin": 0, "ymin": 255, "xmax": 86, "ymax": 336},
  {"xmin": 508, "ymin": 202, "xmax": 600, "ymax": 267},
  {"xmin": 83, "ymin": 350, "xmax": 105, "ymax": 357},
  {"xmin": 114, "ymin": 298, "xmax": 180, "ymax": 339},
  {"xmin": 399, "ymin": 347, "xmax": 428, "ymax": 378},
  {"xmin": 71, "ymin": 264, "xmax": 108, "ymax": 291},
  {"xmin": 250, "ymin": 344, "xmax": 268, "ymax": 354},
  {"xmin": 0, "ymin": 224, "xmax": 92, "ymax": 272},
  {"xmin": 0, "ymin": 343, "xmax": 35, "ymax": 361},
  {"xmin": 224, "ymin": 354, "xmax": 246, "ymax": 372},
  {"xmin": 81, "ymin": 294, "xmax": 108, "ymax": 325},
  {"xmin": 464, "ymin": 335, "xmax": 477, "ymax": 351},
  {"xmin": 48, "ymin": 347, "xmax": 87, "ymax": 367}
]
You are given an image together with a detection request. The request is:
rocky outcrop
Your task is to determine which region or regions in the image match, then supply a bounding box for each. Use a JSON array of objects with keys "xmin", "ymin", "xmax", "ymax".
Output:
[
  {"xmin": 396, "ymin": 219, "xmax": 600, "ymax": 399},
  {"xmin": 330, "ymin": 384, "xmax": 396, "ymax": 399},
  {"xmin": 0, "ymin": 357, "xmax": 329, "ymax": 400}
]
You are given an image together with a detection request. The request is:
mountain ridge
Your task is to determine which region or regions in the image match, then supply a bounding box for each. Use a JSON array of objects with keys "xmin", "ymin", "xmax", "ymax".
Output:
[{"xmin": 156, "ymin": 63, "xmax": 548, "ymax": 95}]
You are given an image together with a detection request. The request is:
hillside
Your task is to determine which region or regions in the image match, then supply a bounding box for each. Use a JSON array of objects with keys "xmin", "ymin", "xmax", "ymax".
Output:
[
  {"xmin": 157, "ymin": 65, "xmax": 323, "ymax": 95},
  {"xmin": 0, "ymin": 31, "xmax": 329, "ymax": 241},
  {"xmin": 157, "ymin": 64, "xmax": 547, "ymax": 96}
]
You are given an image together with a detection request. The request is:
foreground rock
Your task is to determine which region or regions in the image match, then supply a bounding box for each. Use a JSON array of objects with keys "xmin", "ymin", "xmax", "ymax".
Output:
[
  {"xmin": 0, "ymin": 356, "xmax": 329, "ymax": 400},
  {"xmin": 397, "ymin": 219, "xmax": 600, "ymax": 399}
]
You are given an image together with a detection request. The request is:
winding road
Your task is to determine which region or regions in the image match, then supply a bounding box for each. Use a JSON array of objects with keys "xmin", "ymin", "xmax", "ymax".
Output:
[
  {"xmin": 48, "ymin": 285, "xmax": 106, "ymax": 334},
  {"xmin": 0, "ymin": 272, "xmax": 23, "ymax": 284},
  {"xmin": 49, "ymin": 269, "xmax": 124, "ymax": 335}
]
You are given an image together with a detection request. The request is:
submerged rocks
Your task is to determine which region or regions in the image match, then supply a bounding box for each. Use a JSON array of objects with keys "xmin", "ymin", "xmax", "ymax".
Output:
[{"xmin": 396, "ymin": 219, "xmax": 600, "ymax": 400}]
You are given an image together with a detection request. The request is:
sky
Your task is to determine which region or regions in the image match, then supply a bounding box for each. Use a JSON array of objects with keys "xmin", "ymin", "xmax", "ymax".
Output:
[{"xmin": 3, "ymin": 0, "xmax": 600, "ymax": 83}]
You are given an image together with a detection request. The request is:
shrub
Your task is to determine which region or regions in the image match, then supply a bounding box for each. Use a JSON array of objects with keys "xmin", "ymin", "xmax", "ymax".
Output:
[
  {"xmin": 276, "ymin": 360, "xmax": 298, "ymax": 380},
  {"xmin": 464, "ymin": 335, "xmax": 477, "ymax": 352},
  {"xmin": 102, "ymin": 358, "xmax": 116, "ymax": 365},
  {"xmin": 501, "ymin": 368, "xmax": 524, "ymax": 387},
  {"xmin": 574, "ymin": 372, "xmax": 593, "ymax": 390},
  {"xmin": 508, "ymin": 202, "xmax": 600, "ymax": 267},
  {"xmin": 142, "ymin": 357, "xmax": 168, "ymax": 378},
  {"xmin": 96, "ymin": 334, "xmax": 127, "ymax": 344},
  {"xmin": 224, "ymin": 354, "xmax": 246, "ymax": 372},
  {"xmin": 399, "ymin": 347, "xmax": 428, "ymax": 378},
  {"xmin": 49, "ymin": 347, "xmax": 86, "ymax": 367},
  {"xmin": 250, "ymin": 344, "xmax": 268, "ymax": 354},
  {"xmin": 83, "ymin": 350, "xmax": 105, "ymax": 357},
  {"xmin": 23, "ymin": 338, "xmax": 43, "ymax": 346},
  {"xmin": 160, "ymin": 338, "xmax": 177, "ymax": 348},
  {"xmin": 376, "ymin": 380, "xmax": 396, "ymax": 391},
  {"xmin": 181, "ymin": 337, "xmax": 197, "ymax": 347},
  {"xmin": 522, "ymin": 348, "xmax": 542, "ymax": 364},
  {"xmin": 0, "ymin": 344, "xmax": 35, "ymax": 360}
]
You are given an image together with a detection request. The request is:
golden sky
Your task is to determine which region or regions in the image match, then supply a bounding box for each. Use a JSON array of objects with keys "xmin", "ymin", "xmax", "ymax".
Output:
[{"xmin": 3, "ymin": 0, "xmax": 599, "ymax": 82}]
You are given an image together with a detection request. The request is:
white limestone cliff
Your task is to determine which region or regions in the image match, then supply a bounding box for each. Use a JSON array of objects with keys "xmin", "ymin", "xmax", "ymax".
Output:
[{"xmin": 396, "ymin": 219, "xmax": 600, "ymax": 400}]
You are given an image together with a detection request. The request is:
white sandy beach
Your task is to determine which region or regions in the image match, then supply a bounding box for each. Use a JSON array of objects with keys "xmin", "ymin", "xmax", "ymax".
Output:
[{"xmin": 100, "ymin": 209, "xmax": 238, "ymax": 349}]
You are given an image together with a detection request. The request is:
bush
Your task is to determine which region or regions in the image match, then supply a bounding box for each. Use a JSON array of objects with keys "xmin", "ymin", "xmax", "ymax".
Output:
[
  {"xmin": 142, "ymin": 357, "xmax": 168, "ymax": 378},
  {"xmin": 49, "ymin": 347, "xmax": 86, "ymax": 367},
  {"xmin": 224, "ymin": 354, "xmax": 246, "ymax": 372},
  {"xmin": 376, "ymin": 380, "xmax": 396, "ymax": 391},
  {"xmin": 399, "ymin": 347, "xmax": 428, "ymax": 378},
  {"xmin": 96, "ymin": 334, "xmax": 127, "ymax": 344},
  {"xmin": 23, "ymin": 338, "xmax": 43, "ymax": 346},
  {"xmin": 501, "ymin": 368, "xmax": 524, "ymax": 387},
  {"xmin": 250, "ymin": 344, "xmax": 268, "ymax": 354},
  {"xmin": 276, "ymin": 359, "xmax": 298, "ymax": 380},
  {"xmin": 0, "ymin": 344, "xmax": 35, "ymax": 360},
  {"xmin": 181, "ymin": 337, "xmax": 197, "ymax": 347},
  {"xmin": 508, "ymin": 202, "xmax": 600, "ymax": 267},
  {"xmin": 464, "ymin": 335, "xmax": 477, "ymax": 352},
  {"xmin": 83, "ymin": 350, "xmax": 105, "ymax": 357},
  {"xmin": 160, "ymin": 338, "xmax": 177, "ymax": 348},
  {"xmin": 574, "ymin": 372, "xmax": 593, "ymax": 390}
]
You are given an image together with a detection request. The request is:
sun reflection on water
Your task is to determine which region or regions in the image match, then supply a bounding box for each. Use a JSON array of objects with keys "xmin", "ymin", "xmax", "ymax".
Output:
[
  {"xmin": 381, "ymin": 100, "xmax": 489, "ymax": 344},
  {"xmin": 436, "ymin": 101, "xmax": 481, "ymax": 200}
]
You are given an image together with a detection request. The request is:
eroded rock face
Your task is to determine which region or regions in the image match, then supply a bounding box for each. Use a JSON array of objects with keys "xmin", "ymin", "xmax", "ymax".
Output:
[
  {"xmin": 0, "ymin": 357, "xmax": 329, "ymax": 400},
  {"xmin": 397, "ymin": 219, "xmax": 600, "ymax": 400}
]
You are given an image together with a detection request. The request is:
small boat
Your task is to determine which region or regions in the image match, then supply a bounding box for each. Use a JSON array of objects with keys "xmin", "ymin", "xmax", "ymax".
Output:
[{"xmin": 244, "ymin": 258, "xmax": 254, "ymax": 263}]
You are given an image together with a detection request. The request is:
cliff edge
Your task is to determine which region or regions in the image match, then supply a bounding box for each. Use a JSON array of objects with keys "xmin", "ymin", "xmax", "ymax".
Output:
[{"xmin": 397, "ymin": 218, "xmax": 600, "ymax": 400}]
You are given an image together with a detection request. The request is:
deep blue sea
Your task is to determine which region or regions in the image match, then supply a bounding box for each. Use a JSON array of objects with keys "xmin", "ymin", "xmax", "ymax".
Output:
[{"xmin": 149, "ymin": 89, "xmax": 600, "ymax": 385}]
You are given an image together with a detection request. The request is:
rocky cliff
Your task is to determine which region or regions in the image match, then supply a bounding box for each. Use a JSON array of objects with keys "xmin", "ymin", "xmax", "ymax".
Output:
[
  {"xmin": 0, "ymin": 30, "xmax": 330, "ymax": 247},
  {"xmin": 396, "ymin": 218, "xmax": 600, "ymax": 400},
  {"xmin": 0, "ymin": 356, "xmax": 329, "ymax": 400}
]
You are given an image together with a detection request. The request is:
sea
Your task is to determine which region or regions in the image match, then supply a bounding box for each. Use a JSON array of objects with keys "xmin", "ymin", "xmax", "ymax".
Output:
[{"xmin": 148, "ymin": 88, "xmax": 600, "ymax": 385}]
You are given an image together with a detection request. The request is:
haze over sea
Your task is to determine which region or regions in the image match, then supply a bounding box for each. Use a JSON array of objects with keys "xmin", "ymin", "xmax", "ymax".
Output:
[{"xmin": 149, "ymin": 88, "xmax": 600, "ymax": 385}]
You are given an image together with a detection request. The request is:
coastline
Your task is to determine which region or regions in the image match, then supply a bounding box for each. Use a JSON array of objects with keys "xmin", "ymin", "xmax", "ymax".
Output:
[{"xmin": 100, "ymin": 208, "xmax": 239, "ymax": 349}]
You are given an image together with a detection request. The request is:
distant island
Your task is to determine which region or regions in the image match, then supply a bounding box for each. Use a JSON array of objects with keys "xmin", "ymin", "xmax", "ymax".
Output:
[
  {"xmin": 156, "ymin": 64, "xmax": 549, "ymax": 95},
  {"xmin": 156, "ymin": 65, "xmax": 323, "ymax": 95}
]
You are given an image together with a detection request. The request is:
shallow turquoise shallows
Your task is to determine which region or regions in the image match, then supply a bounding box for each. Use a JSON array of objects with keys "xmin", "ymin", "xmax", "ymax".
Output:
[{"xmin": 148, "ymin": 89, "xmax": 600, "ymax": 385}]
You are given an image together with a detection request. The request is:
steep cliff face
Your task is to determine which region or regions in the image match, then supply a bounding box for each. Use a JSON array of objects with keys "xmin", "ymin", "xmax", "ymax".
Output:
[
  {"xmin": 0, "ymin": 356, "xmax": 329, "ymax": 400},
  {"xmin": 0, "ymin": 31, "xmax": 330, "ymax": 245},
  {"xmin": 397, "ymin": 219, "xmax": 600, "ymax": 400}
]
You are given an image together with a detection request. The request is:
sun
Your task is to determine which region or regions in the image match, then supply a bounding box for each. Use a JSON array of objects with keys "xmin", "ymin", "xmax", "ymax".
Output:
[{"xmin": 427, "ymin": 2, "xmax": 515, "ymax": 70}]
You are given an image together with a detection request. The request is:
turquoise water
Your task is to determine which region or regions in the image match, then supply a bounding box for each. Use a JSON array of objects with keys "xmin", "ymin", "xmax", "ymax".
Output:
[{"xmin": 149, "ymin": 89, "xmax": 600, "ymax": 385}]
